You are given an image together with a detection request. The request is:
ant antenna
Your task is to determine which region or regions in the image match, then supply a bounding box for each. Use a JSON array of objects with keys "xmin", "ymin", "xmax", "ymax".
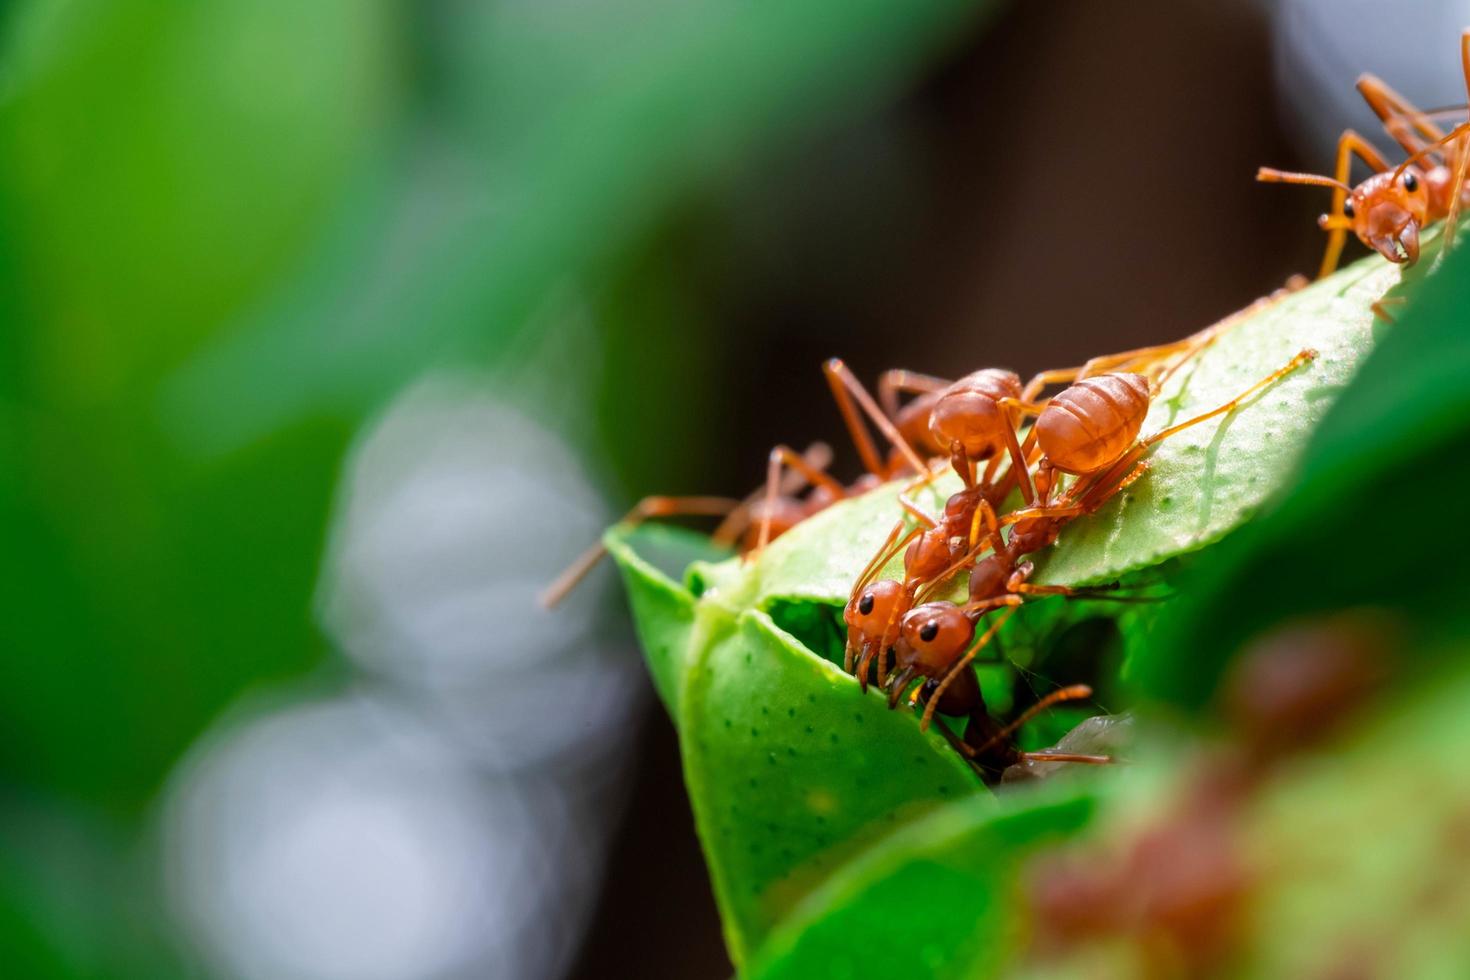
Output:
[
  {"xmin": 1393, "ymin": 122, "xmax": 1470, "ymax": 179},
  {"xmin": 1255, "ymin": 168, "xmax": 1352, "ymax": 193},
  {"xmin": 966, "ymin": 683, "xmax": 1094, "ymax": 757},
  {"xmin": 539, "ymin": 495, "xmax": 738, "ymax": 608}
]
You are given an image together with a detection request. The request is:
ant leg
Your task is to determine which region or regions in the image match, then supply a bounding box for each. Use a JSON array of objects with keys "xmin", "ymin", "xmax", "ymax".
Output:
[
  {"xmin": 1439, "ymin": 123, "xmax": 1470, "ymax": 261},
  {"xmin": 1443, "ymin": 32, "xmax": 1470, "ymax": 259},
  {"xmin": 1001, "ymin": 560, "xmax": 1121, "ymax": 602},
  {"xmin": 1018, "ymin": 751, "xmax": 1112, "ymax": 766},
  {"xmin": 1357, "ymin": 74, "xmax": 1449, "ymax": 158},
  {"xmin": 919, "ymin": 606, "xmax": 1016, "ymax": 732},
  {"xmin": 960, "ymin": 594, "xmax": 1024, "ymax": 617},
  {"xmin": 997, "ymin": 450, "xmax": 1149, "ymax": 529},
  {"xmin": 1021, "ymin": 367, "xmax": 1083, "ymax": 403},
  {"xmin": 1320, "ymin": 130, "xmax": 1391, "ymax": 277},
  {"xmin": 999, "ymin": 500, "xmax": 1087, "ymax": 527},
  {"xmin": 996, "ymin": 406, "xmax": 1037, "ymax": 504},
  {"xmin": 1021, "ymin": 339, "xmax": 1205, "ymax": 402},
  {"xmin": 1019, "ymin": 277, "xmax": 1306, "ymax": 409},
  {"xmin": 711, "ymin": 442, "xmax": 832, "ymax": 546},
  {"xmin": 896, "ymin": 464, "xmax": 945, "ymax": 529},
  {"xmin": 823, "ymin": 358, "xmax": 929, "ymax": 478},
  {"xmin": 968, "ymin": 499, "xmax": 1001, "ymax": 550},
  {"xmin": 540, "ymin": 495, "xmax": 741, "ymax": 608},
  {"xmin": 1150, "ymin": 277, "xmax": 1308, "ymax": 391},
  {"xmin": 935, "ymin": 720, "xmax": 980, "ymax": 761},
  {"xmin": 751, "ymin": 444, "xmax": 848, "ymax": 555},
  {"xmin": 1144, "ymin": 349, "xmax": 1317, "ymax": 448},
  {"xmin": 877, "ymin": 369, "xmax": 951, "ymax": 419},
  {"xmin": 1444, "ymin": 32, "xmax": 1470, "ymax": 258},
  {"xmin": 966, "ymin": 684, "xmax": 1095, "ymax": 758},
  {"xmin": 1371, "ymin": 297, "xmax": 1406, "ymax": 324},
  {"xmin": 1260, "ymin": 130, "xmax": 1390, "ymax": 277},
  {"xmin": 898, "ymin": 495, "xmax": 940, "ymax": 529}
]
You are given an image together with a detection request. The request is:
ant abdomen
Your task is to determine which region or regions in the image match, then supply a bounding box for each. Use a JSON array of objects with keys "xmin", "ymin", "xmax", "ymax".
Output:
[
  {"xmin": 1035, "ymin": 373, "xmax": 1151, "ymax": 475},
  {"xmin": 929, "ymin": 369, "xmax": 1023, "ymax": 460}
]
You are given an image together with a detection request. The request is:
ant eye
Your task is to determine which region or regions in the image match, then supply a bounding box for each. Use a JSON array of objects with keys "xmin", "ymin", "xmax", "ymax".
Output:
[
  {"xmin": 919, "ymin": 621, "xmax": 939, "ymax": 642},
  {"xmin": 1342, "ymin": 199, "xmax": 1355, "ymax": 219},
  {"xmin": 1403, "ymin": 172, "xmax": 1419, "ymax": 192},
  {"xmin": 858, "ymin": 593, "xmax": 875, "ymax": 616}
]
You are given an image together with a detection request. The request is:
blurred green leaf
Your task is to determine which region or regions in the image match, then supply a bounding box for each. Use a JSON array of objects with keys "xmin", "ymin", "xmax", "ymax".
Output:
[
  {"xmin": 1239, "ymin": 648, "xmax": 1470, "ymax": 977},
  {"xmin": 171, "ymin": 0, "xmax": 989, "ymax": 447},
  {"xmin": 746, "ymin": 791, "xmax": 1094, "ymax": 980},
  {"xmin": 0, "ymin": 0, "xmax": 396, "ymax": 809},
  {"xmin": 1012, "ymin": 644, "xmax": 1470, "ymax": 979}
]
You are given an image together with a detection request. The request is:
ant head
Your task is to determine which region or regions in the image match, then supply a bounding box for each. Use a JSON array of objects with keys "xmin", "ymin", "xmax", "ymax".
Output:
[
  {"xmin": 844, "ymin": 577, "xmax": 905, "ymax": 635},
  {"xmin": 892, "ymin": 601, "xmax": 975, "ymax": 677},
  {"xmin": 1339, "ymin": 168, "xmax": 1428, "ymax": 265},
  {"xmin": 845, "ymin": 577, "xmax": 908, "ymax": 691},
  {"xmin": 928, "ymin": 369, "xmax": 1022, "ymax": 460}
]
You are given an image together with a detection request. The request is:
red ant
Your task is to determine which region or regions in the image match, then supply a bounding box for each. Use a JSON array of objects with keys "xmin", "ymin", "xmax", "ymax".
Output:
[
  {"xmin": 882, "ymin": 599, "xmax": 1111, "ymax": 784},
  {"xmin": 541, "ymin": 359, "xmax": 936, "ymax": 608},
  {"xmin": 838, "ymin": 336, "xmax": 1225, "ymax": 688},
  {"xmin": 842, "ymin": 281, "xmax": 1304, "ymax": 694},
  {"xmin": 874, "ymin": 346, "xmax": 1316, "ymax": 757},
  {"xmin": 1258, "ymin": 29, "xmax": 1470, "ymax": 277},
  {"xmin": 540, "ymin": 442, "xmax": 841, "ymax": 608},
  {"xmin": 972, "ymin": 345, "xmax": 1317, "ymax": 634}
]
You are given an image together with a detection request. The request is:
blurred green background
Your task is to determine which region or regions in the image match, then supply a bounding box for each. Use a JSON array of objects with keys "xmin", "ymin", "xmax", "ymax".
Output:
[{"xmin": 0, "ymin": 1, "xmax": 1453, "ymax": 977}]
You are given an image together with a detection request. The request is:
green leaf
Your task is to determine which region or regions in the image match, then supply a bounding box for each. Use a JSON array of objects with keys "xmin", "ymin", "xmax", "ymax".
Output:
[
  {"xmin": 1136, "ymin": 233, "xmax": 1470, "ymax": 710},
  {"xmin": 746, "ymin": 791, "xmax": 1095, "ymax": 980},
  {"xmin": 0, "ymin": 0, "xmax": 394, "ymax": 811},
  {"xmin": 608, "ymin": 530, "xmax": 984, "ymax": 965},
  {"xmin": 606, "ymin": 525, "xmax": 725, "ymax": 714},
  {"xmin": 1028, "ymin": 252, "xmax": 1406, "ymax": 585}
]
